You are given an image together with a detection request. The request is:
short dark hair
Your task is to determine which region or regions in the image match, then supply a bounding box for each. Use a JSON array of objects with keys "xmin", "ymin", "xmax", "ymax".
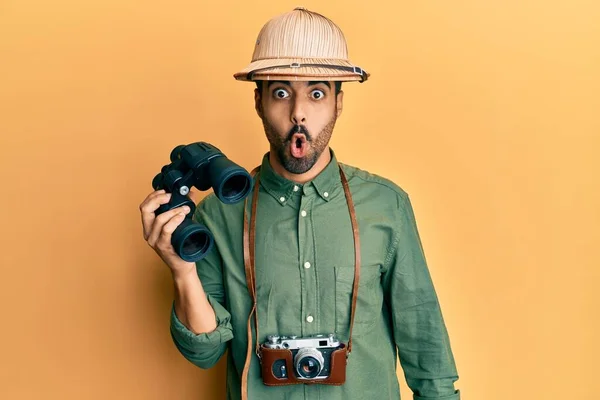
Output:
[{"xmin": 255, "ymin": 80, "xmax": 342, "ymax": 96}]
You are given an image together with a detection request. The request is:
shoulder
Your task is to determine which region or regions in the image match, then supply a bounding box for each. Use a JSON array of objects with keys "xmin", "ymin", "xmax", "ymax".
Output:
[
  {"xmin": 195, "ymin": 192, "xmax": 220, "ymax": 212},
  {"xmin": 193, "ymin": 191, "xmax": 245, "ymax": 224},
  {"xmin": 339, "ymin": 161, "xmax": 410, "ymax": 206}
]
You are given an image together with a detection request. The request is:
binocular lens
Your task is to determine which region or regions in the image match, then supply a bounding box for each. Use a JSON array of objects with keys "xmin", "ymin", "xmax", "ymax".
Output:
[
  {"xmin": 181, "ymin": 231, "xmax": 211, "ymax": 258},
  {"xmin": 221, "ymin": 174, "xmax": 250, "ymax": 202},
  {"xmin": 208, "ymin": 156, "xmax": 252, "ymax": 204},
  {"xmin": 172, "ymin": 218, "xmax": 214, "ymax": 262}
]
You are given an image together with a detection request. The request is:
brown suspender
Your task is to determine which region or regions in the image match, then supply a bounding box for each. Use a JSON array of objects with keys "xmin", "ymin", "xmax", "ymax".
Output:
[{"xmin": 241, "ymin": 165, "xmax": 361, "ymax": 400}]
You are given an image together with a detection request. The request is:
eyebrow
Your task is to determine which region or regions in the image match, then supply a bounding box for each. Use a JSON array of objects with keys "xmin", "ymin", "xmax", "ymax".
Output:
[{"xmin": 267, "ymin": 81, "xmax": 331, "ymax": 90}]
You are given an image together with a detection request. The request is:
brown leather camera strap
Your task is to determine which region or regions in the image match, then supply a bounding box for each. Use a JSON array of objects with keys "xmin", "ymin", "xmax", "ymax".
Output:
[
  {"xmin": 339, "ymin": 166, "xmax": 361, "ymax": 353},
  {"xmin": 241, "ymin": 166, "xmax": 261, "ymax": 400},
  {"xmin": 241, "ymin": 164, "xmax": 360, "ymax": 400}
]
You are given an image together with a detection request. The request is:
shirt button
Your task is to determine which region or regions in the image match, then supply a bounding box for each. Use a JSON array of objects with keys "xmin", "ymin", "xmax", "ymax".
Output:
[
  {"xmin": 293, "ymin": 185, "xmax": 299, "ymax": 192},
  {"xmin": 324, "ymin": 192, "xmax": 329, "ymax": 198},
  {"xmin": 304, "ymin": 262, "xmax": 311, "ymax": 269},
  {"xmin": 306, "ymin": 315, "xmax": 314, "ymax": 323},
  {"xmin": 279, "ymin": 196, "xmax": 285, "ymax": 202},
  {"xmin": 301, "ymin": 210, "xmax": 307, "ymax": 217}
]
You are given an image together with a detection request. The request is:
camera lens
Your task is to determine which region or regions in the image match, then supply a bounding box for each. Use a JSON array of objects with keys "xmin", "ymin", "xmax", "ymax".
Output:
[
  {"xmin": 298, "ymin": 357, "xmax": 320, "ymax": 378},
  {"xmin": 294, "ymin": 348, "xmax": 324, "ymax": 379}
]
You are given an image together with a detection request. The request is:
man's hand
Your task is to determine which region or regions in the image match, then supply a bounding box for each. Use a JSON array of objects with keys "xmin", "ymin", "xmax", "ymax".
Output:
[{"xmin": 139, "ymin": 189, "xmax": 196, "ymax": 277}]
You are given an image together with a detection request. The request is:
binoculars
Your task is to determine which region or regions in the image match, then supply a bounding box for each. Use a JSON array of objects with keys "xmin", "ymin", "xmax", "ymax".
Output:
[{"xmin": 152, "ymin": 142, "xmax": 252, "ymax": 262}]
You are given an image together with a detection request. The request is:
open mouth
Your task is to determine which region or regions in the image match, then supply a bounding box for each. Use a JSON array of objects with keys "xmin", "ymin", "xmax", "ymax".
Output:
[{"xmin": 290, "ymin": 133, "xmax": 308, "ymax": 158}]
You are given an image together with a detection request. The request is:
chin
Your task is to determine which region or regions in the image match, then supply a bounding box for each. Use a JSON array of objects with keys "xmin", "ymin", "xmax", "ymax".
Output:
[{"xmin": 279, "ymin": 149, "xmax": 321, "ymax": 175}]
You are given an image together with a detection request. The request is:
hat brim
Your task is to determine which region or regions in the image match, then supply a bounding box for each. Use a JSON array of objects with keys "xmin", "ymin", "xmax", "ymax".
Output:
[{"xmin": 233, "ymin": 58, "xmax": 370, "ymax": 82}]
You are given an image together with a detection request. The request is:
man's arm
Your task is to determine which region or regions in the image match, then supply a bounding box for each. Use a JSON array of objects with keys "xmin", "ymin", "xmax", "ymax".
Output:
[
  {"xmin": 173, "ymin": 269, "xmax": 217, "ymax": 335},
  {"xmin": 382, "ymin": 192, "xmax": 461, "ymax": 399},
  {"xmin": 169, "ymin": 197, "xmax": 233, "ymax": 369}
]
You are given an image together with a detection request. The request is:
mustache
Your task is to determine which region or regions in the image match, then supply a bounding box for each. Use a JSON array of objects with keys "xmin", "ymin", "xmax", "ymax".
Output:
[{"xmin": 285, "ymin": 125, "xmax": 311, "ymax": 142}]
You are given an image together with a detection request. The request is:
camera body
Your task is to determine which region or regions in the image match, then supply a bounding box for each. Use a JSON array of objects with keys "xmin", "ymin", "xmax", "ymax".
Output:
[
  {"xmin": 152, "ymin": 142, "xmax": 251, "ymax": 262},
  {"xmin": 260, "ymin": 333, "xmax": 347, "ymax": 385}
]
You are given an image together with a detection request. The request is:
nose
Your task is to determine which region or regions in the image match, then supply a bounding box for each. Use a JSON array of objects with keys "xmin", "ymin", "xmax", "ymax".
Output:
[{"xmin": 290, "ymin": 98, "xmax": 306, "ymax": 125}]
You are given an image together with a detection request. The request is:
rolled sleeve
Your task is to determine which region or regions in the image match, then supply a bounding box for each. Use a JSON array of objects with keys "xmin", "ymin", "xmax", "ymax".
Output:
[
  {"xmin": 414, "ymin": 389, "xmax": 461, "ymax": 400},
  {"xmin": 170, "ymin": 293, "xmax": 233, "ymax": 369},
  {"xmin": 383, "ymin": 193, "xmax": 461, "ymax": 399},
  {"xmin": 168, "ymin": 194, "xmax": 235, "ymax": 369}
]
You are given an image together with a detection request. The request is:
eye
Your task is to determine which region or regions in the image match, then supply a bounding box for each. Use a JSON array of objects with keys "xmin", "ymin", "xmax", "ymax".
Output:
[
  {"xmin": 310, "ymin": 89, "xmax": 325, "ymax": 100},
  {"xmin": 273, "ymin": 88, "xmax": 290, "ymax": 99}
]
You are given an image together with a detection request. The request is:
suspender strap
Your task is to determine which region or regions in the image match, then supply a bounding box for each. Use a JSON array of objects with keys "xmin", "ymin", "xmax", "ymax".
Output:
[{"xmin": 241, "ymin": 164, "xmax": 360, "ymax": 399}]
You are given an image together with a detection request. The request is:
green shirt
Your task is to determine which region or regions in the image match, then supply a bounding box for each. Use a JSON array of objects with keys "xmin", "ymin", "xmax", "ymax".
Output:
[{"xmin": 170, "ymin": 149, "xmax": 460, "ymax": 400}]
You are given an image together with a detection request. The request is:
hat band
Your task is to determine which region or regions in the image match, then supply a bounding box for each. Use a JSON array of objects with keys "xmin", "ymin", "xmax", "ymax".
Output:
[{"xmin": 246, "ymin": 63, "xmax": 368, "ymax": 82}]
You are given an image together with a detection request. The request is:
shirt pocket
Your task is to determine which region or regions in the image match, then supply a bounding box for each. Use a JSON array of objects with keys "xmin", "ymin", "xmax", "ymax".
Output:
[{"xmin": 334, "ymin": 264, "xmax": 383, "ymax": 338}]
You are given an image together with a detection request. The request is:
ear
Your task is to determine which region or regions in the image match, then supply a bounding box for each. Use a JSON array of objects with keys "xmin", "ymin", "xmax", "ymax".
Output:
[
  {"xmin": 254, "ymin": 88, "xmax": 264, "ymax": 119},
  {"xmin": 336, "ymin": 90, "xmax": 344, "ymax": 118}
]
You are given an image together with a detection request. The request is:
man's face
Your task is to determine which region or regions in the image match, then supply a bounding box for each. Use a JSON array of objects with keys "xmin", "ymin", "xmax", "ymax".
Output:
[{"xmin": 255, "ymin": 80, "xmax": 343, "ymax": 175}]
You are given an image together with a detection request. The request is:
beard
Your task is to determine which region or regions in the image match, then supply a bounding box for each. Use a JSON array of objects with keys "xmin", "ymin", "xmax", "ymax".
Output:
[{"xmin": 261, "ymin": 111, "xmax": 337, "ymax": 175}]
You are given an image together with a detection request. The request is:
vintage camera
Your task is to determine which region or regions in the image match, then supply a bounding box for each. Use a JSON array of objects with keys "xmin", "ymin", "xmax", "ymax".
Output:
[
  {"xmin": 152, "ymin": 142, "xmax": 251, "ymax": 262},
  {"xmin": 262, "ymin": 334, "xmax": 343, "ymax": 381}
]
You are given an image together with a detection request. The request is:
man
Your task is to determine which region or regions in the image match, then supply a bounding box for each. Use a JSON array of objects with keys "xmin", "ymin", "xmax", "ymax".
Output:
[{"xmin": 139, "ymin": 7, "xmax": 460, "ymax": 400}]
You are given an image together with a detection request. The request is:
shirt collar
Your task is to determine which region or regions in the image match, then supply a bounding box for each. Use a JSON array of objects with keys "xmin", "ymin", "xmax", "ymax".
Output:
[{"xmin": 258, "ymin": 148, "xmax": 341, "ymax": 206}]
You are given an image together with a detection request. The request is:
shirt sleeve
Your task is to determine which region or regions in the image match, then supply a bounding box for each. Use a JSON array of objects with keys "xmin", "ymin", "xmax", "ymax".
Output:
[
  {"xmin": 382, "ymin": 193, "xmax": 461, "ymax": 400},
  {"xmin": 169, "ymin": 196, "xmax": 234, "ymax": 369}
]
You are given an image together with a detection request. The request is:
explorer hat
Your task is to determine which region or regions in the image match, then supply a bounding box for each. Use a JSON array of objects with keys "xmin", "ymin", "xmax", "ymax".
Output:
[{"xmin": 233, "ymin": 7, "xmax": 369, "ymax": 83}]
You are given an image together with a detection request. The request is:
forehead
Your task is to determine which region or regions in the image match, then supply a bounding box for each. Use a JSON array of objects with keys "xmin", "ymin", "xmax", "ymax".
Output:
[{"xmin": 266, "ymin": 80, "xmax": 332, "ymax": 90}]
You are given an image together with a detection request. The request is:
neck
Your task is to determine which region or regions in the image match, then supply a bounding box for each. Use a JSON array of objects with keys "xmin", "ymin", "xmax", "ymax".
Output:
[{"xmin": 269, "ymin": 147, "xmax": 332, "ymax": 184}]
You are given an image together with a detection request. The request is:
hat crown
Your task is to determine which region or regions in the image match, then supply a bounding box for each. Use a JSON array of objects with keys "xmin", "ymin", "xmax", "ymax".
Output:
[{"xmin": 251, "ymin": 8, "xmax": 350, "ymax": 61}]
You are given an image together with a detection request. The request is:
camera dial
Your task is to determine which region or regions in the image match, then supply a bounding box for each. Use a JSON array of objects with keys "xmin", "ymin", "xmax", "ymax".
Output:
[{"xmin": 267, "ymin": 335, "xmax": 280, "ymax": 345}]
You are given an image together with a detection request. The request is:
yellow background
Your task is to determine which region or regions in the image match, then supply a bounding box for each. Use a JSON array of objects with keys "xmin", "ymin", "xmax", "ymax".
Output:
[{"xmin": 1, "ymin": 1, "xmax": 598, "ymax": 399}]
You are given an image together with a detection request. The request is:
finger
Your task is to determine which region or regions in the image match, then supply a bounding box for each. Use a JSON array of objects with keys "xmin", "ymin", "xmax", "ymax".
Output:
[
  {"xmin": 139, "ymin": 189, "xmax": 166, "ymax": 208},
  {"xmin": 156, "ymin": 212, "xmax": 188, "ymax": 253},
  {"xmin": 140, "ymin": 192, "xmax": 172, "ymax": 240},
  {"xmin": 147, "ymin": 205, "xmax": 191, "ymax": 246},
  {"xmin": 139, "ymin": 190, "xmax": 168, "ymax": 217}
]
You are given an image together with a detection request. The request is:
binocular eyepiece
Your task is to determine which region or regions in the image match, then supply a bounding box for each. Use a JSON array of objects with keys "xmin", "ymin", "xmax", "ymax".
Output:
[{"xmin": 152, "ymin": 142, "xmax": 252, "ymax": 262}]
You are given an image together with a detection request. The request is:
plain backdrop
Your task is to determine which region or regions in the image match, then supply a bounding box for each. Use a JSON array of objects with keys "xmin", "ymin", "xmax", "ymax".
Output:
[{"xmin": 1, "ymin": 1, "xmax": 599, "ymax": 399}]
